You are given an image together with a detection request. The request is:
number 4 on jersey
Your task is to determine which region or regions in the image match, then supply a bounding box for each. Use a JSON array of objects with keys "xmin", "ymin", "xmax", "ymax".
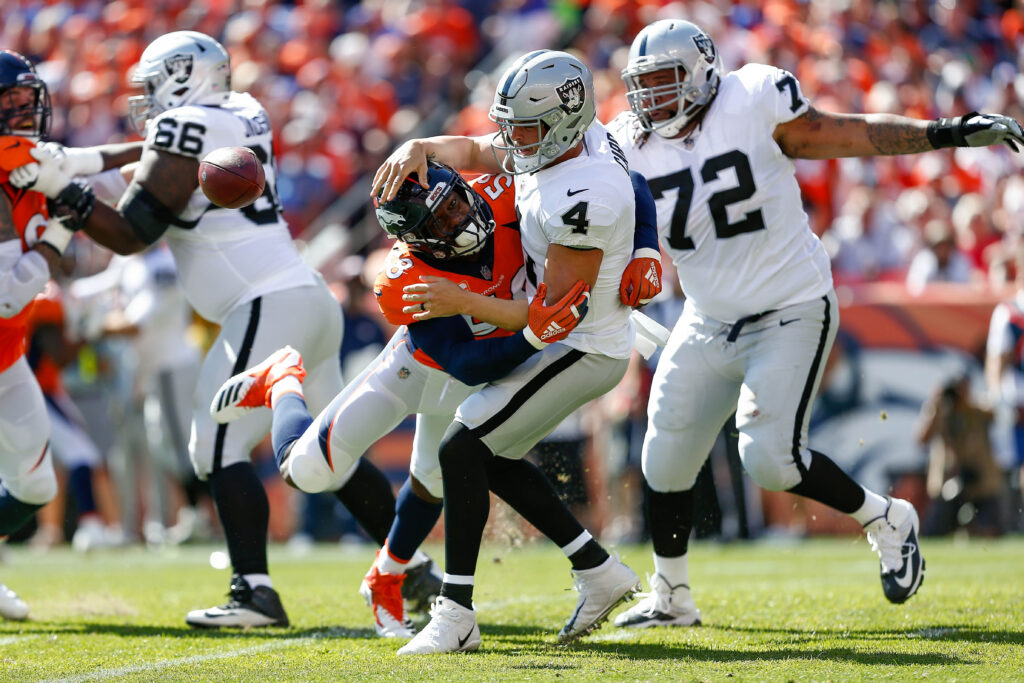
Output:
[{"xmin": 562, "ymin": 201, "xmax": 589, "ymax": 235}]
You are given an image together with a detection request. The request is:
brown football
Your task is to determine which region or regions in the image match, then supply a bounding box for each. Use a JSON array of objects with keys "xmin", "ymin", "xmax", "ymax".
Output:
[{"xmin": 198, "ymin": 147, "xmax": 266, "ymax": 209}]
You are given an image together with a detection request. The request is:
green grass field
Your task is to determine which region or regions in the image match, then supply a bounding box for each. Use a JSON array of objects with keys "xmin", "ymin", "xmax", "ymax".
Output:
[{"xmin": 1, "ymin": 537, "xmax": 1022, "ymax": 681}]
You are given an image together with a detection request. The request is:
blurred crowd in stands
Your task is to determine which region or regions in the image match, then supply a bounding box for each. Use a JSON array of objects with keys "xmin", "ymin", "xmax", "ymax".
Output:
[{"xmin": 3, "ymin": 0, "xmax": 1023, "ymax": 550}]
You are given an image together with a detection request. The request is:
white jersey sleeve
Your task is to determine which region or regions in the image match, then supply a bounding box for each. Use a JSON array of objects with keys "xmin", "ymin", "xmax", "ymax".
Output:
[
  {"xmin": 612, "ymin": 64, "xmax": 831, "ymax": 323},
  {"xmin": 142, "ymin": 92, "xmax": 314, "ymax": 323}
]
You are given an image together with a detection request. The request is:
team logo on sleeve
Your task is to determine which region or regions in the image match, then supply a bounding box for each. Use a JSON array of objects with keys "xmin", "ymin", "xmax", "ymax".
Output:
[
  {"xmin": 692, "ymin": 34, "xmax": 716, "ymax": 62},
  {"xmin": 165, "ymin": 53, "xmax": 194, "ymax": 83},
  {"xmin": 556, "ymin": 77, "xmax": 585, "ymax": 114}
]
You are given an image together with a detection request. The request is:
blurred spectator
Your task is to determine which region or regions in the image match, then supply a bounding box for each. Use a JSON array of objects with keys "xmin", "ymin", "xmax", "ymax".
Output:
[
  {"xmin": 905, "ymin": 220, "xmax": 975, "ymax": 295},
  {"xmin": 917, "ymin": 375, "xmax": 1005, "ymax": 536}
]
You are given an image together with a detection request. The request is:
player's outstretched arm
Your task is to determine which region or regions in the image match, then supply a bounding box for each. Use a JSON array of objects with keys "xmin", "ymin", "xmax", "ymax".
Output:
[
  {"xmin": 402, "ymin": 275, "xmax": 528, "ymax": 330},
  {"xmin": 39, "ymin": 141, "xmax": 143, "ymax": 177},
  {"xmin": 774, "ymin": 106, "xmax": 1024, "ymax": 159},
  {"xmin": 11, "ymin": 145, "xmax": 197, "ymax": 256},
  {"xmin": 372, "ymin": 135, "xmax": 499, "ymax": 202}
]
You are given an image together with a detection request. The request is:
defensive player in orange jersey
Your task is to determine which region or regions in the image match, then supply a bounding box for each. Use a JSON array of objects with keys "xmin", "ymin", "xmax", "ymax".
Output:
[
  {"xmin": 209, "ymin": 161, "xmax": 661, "ymax": 640},
  {"xmin": 0, "ymin": 50, "xmax": 138, "ymax": 620}
]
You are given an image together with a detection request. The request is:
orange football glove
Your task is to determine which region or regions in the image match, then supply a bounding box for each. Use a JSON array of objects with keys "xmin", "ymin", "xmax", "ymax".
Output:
[
  {"xmin": 0, "ymin": 135, "xmax": 36, "ymax": 172},
  {"xmin": 619, "ymin": 250, "xmax": 663, "ymax": 307},
  {"xmin": 523, "ymin": 281, "xmax": 590, "ymax": 349}
]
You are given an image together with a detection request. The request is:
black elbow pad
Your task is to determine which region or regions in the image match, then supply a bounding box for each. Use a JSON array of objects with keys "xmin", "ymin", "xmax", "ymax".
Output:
[{"xmin": 118, "ymin": 182, "xmax": 178, "ymax": 245}]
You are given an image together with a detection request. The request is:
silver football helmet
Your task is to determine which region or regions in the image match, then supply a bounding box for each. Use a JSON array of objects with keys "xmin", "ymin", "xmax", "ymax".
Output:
[
  {"xmin": 621, "ymin": 20, "xmax": 722, "ymax": 138},
  {"xmin": 128, "ymin": 31, "xmax": 231, "ymax": 134},
  {"xmin": 489, "ymin": 50, "xmax": 596, "ymax": 174}
]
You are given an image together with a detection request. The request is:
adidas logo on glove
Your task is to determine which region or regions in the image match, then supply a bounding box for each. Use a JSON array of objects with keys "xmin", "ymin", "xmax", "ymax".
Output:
[{"xmin": 540, "ymin": 321, "xmax": 566, "ymax": 341}]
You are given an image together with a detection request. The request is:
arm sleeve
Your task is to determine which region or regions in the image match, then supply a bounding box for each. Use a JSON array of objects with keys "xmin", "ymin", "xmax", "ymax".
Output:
[
  {"xmin": 0, "ymin": 240, "xmax": 49, "ymax": 319},
  {"xmin": 408, "ymin": 316, "xmax": 538, "ymax": 386},
  {"xmin": 630, "ymin": 170, "xmax": 659, "ymax": 254},
  {"xmin": 986, "ymin": 304, "xmax": 1013, "ymax": 356}
]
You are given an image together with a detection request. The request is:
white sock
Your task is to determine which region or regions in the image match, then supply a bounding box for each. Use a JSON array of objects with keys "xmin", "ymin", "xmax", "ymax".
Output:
[
  {"xmin": 560, "ymin": 530, "xmax": 592, "ymax": 557},
  {"xmin": 376, "ymin": 541, "xmax": 410, "ymax": 575},
  {"xmin": 850, "ymin": 488, "xmax": 889, "ymax": 525},
  {"xmin": 270, "ymin": 375, "xmax": 304, "ymax": 409},
  {"xmin": 406, "ymin": 549, "xmax": 431, "ymax": 570},
  {"xmin": 442, "ymin": 573, "xmax": 474, "ymax": 586},
  {"xmin": 243, "ymin": 573, "xmax": 273, "ymax": 589},
  {"xmin": 653, "ymin": 553, "xmax": 690, "ymax": 587}
]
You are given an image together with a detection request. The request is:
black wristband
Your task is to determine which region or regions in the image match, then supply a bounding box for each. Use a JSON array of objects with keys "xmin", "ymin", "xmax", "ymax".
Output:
[
  {"xmin": 47, "ymin": 178, "xmax": 95, "ymax": 231},
  {"xmin": 926, "ymin": 112, "xmax": 978, "ymax": 149}
]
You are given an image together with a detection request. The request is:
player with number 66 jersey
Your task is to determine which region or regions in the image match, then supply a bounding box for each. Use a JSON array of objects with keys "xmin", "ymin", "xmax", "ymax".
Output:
[{"xmin": 7, "ymin": 30, "xmax": 360, "ymax": 631}]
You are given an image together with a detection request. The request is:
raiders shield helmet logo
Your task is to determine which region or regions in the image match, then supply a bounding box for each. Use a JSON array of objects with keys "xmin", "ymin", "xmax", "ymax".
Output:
[
  {"xmin": 165, "ymin": 53, "xmax": 194, "ymax": 84},
  {"xmin": 556, "ymin": 77, "xmax": 585, "ymax": 114},
  {"xmin": 692, "ymin": 34, "xmax": 716, "ymax": 63}
]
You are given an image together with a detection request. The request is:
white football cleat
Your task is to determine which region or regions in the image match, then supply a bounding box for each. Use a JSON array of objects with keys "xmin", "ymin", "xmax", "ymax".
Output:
[
  {"xmin": 864, "ymin": 497, "xmax": 925, "ymax": 604},
  {"xmin": 0, "ymin": 582, "xmax": 29, "ymax": 621},
  {"xmin": 360, "ymin": 563, "xmax": 415, "ymax": 638},
  {"xmin": 558, "ymin": 555, "xmax": 641, "ymax": 642},
  {"xmin": 186, "ymin": 574, "xmax": 289, "ymax": 629},
  {"xmin": 209, "ymin": 346, "xmax": 306, "ymax": 423},
  {"xmin": 396, "ymin": 596, "xmax": 480, "ymax": 655},
  {"xmin": 613, "ymin": 572, "xmax": 702, "ymax": 628}
]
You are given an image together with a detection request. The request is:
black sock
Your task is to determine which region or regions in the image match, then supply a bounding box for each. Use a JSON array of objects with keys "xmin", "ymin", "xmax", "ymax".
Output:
[
  {"xmin": 439, "ymin": 424, "xmax": 491, "ymax": 578},
  {"xmin": 183, "ymin": 475, "xmax": 208, "ymax": 508},
  {"xmin": 439, "ymin": 582, "xmax": 474, "ymax": 610},
  {"xmin": 646, "ymin": 484, "xmax": 694, "ymax": 557},
  {"xmin": 0, "ymin": 487, "xmax": 44, "ymax": 536},
  {"xmin": 209, "ymin": 462, "xmax": 269, "ymax": 576},
  {"xmin": 568, "ymin": 539, "xmax": 608, "ymax": 571},
  {"xmin": 486, "ymin": 456, "xmax": 587, "ymax": 546},
  {"xmin": 334, "ymin": 458, "xmax": 396, "ymax": 546},
  {"xmin": 787, "ymin": 450, "xmax": 866, "ymax": 514}
]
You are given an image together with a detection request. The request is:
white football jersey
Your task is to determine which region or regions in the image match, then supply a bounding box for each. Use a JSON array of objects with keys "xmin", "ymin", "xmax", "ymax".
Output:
[
  {"xmin": 608, "ymin": 64, "xmax": 833, "ymax": 323},
  {"xmin": 138, "ymin": 91, "xmax": 313, "ymax": 323},
  {"xmin": 515, "ymin": 120, "xmax": 636, "ymax": 359}
]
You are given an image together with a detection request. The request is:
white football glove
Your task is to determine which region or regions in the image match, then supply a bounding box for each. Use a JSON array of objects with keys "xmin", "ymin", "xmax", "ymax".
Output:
[
  {"xmin": 959, "ymin": 113, "xmax": 1024, "ymax": 151},
  {"xmin": 9, "ymin": 146, "xmax": 72, "ymax": 198},
  {"xmin": 39, "ymin": 141, "xmax": 104, "ymax": 177}
]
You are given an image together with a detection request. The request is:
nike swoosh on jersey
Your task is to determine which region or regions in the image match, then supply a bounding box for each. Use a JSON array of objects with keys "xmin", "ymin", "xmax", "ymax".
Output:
[
  {"xmin": 779, "ymin": 318, "xmax": 800, "ymax": 326},
  {"xmin": 566, "ymin": 188, "xmax": 588, "ymax": 197}
]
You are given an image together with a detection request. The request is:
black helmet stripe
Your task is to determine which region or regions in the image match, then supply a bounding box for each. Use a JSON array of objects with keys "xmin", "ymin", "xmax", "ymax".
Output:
[{"xmin": 499, "ymin": 49, "xmax": 547, "ymax": 104}]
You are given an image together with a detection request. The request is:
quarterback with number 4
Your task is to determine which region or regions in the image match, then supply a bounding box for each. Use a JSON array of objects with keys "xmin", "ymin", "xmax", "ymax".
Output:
[
  {"xmin": 9, "ymin": 31, "xmax": 401, "ymax": 630},
  {"xmin": 604, "ymin": 20, "xmax": 1024, "ymax": 628}
]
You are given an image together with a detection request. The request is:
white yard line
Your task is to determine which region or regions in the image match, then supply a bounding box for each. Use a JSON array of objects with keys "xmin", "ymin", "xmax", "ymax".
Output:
[
  {"xmin": 44, "ymin": 629, "xmax": 349, "ymax": 683},
  {"xmin": 0, "ymin": 634, "xmax": 38, "ymax": 646}
]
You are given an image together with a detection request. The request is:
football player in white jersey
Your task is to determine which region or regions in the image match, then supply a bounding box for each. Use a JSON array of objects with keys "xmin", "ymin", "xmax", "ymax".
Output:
[
  {"xmin": 602, "ymin": 19, "xmax": 1024, "ymax": 628},
  {"xmin": 372, "ymin": 50, "xmax": 647, "ymax": 655},
  {"xmin": 10, "ymin": 31, "xmax": 404, "ymax": 629}
]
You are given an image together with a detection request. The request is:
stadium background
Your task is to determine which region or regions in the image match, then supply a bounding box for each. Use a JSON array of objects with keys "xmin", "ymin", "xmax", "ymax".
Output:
[{"xmin": 4, "ymin": 0, "xmax": 1023, "ymax": 547}]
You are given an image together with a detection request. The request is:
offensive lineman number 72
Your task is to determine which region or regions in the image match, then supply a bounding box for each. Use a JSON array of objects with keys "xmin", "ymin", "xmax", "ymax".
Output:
[{"xmin": 647, "ymin": 149, "xmax": 765, "ymax": 251}]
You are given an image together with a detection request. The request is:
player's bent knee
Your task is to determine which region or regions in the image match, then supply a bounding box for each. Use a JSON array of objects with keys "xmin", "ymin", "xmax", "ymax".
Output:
[
  {"xmin": 285, "ymin": 445, "xmax": 355, "ymax": 493},
  {"xmin": 438, "ymin": 422, "xmax": 487, "ymax": 473},
  {"xmin": 642, "ymin": 445, "xmax": 701, "ymax": 493},
  {"xmin": 8, "ymin": 465, "xmax": 58, "ymax": 506},
  {"xmin": 740, "ymin": 445, "xmax": 801, "ymax": 492}
]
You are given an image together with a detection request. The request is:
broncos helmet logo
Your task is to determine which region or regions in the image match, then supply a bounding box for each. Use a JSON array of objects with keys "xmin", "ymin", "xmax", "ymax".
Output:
[
  {"xmin": 165, "ymin": 53, "xmax": 194, "ymax": 84},
  {"xmin": 556, "ymin": 77, "xmax": 585, "ymax": 114},
  {"xmin": 376, "ymin": 207, "xmax": 406, "ymax": 227},
  {"xmin": 692, "ymin": 34, "xmax": 716, "ymax": 63}
]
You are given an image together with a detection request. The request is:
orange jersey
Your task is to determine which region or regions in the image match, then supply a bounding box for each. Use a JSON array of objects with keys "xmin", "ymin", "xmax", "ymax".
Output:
[
  {"xmin": 0, "ymin": 135, "xmax": 49, "ymax": 373},
  {"xmin": 25, "ymin": 282, "xmax": 64, "ymax": 395},
  {"xmin": 374, "ymin": 173, "xmax": 523, "ymax": 371}
]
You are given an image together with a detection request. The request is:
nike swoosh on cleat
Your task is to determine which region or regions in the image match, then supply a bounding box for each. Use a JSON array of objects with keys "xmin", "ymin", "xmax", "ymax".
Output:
[
  {"xmin": 890, "ymin": 544, "xmax": 919, "ymax": 588},
  {"xmin": 566, "ymin": 188, "xmax": 588, "ymax": 197},
  {"xmin": 457, "ymin": 630, "xmax": 473, "ymax": 649}
]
